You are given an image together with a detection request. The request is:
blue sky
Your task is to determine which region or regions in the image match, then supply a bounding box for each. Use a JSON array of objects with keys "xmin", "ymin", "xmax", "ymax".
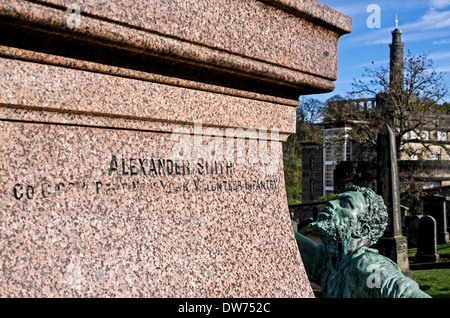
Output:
[{"xmin": 314, "ymin": 0, "xmax": 450, "ymax": 103}]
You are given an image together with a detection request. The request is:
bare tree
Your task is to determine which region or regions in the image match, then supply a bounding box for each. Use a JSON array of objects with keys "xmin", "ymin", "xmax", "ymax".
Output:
[
  {"xmin": 347, "ymin": 51, "xmax": 449, "ymax": 158},
  {"xmin": 322, "ymin": 52, "xmax": 450, "ymax": 211},
  {"xmin": 297, "ymin": 96, "xmax": 325, "ymax": 123}
]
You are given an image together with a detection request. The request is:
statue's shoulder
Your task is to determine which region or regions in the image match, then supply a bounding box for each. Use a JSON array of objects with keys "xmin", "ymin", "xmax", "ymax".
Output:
[
  {"xmin": 350, "ymin": 247, "xmax": 431, "ymax": 298},
  {"xmin": 350, "ymin": 247, "xmax": 400, "ymax": 275},
  {"xmin": 352, "ymin": 246, "xmax": 382, "ymax": 261}
]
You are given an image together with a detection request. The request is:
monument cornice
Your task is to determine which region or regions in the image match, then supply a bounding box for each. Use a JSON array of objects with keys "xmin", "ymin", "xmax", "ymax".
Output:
[{"xmin": 0, "ymin": 0, "xmax": 351, "ymax": 102}]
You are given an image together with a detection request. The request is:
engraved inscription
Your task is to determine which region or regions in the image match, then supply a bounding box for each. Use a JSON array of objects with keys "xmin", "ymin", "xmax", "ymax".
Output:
[
  {"xmin": 10, "ymin": 155, "xmax": 279, "ymax": 200},
  {"xmin": 107, "ymin": 156, "xmax": 233, "ymax": 176}
]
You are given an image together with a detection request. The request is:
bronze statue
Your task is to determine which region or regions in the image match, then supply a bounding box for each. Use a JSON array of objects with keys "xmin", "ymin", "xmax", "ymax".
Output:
[{"xmin": 294, "ymin": 185, "xmax": 430, "ymax": 298}]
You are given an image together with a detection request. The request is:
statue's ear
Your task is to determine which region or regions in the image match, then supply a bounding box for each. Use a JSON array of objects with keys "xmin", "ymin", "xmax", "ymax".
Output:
[
  {"xmin": 362, "ymin": 223, "xmax": 371, "ymax": 237},
  {"xmin": 357, "ymin": 225, "xmax": 372, "ymax": 248}
]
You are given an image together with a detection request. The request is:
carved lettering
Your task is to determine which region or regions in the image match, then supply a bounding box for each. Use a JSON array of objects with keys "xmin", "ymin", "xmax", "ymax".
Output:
[
  {"xmin": 130, "ymin": 158, "xmax": 138, "ymax": 176},
  {"xmin": 42, "ymin": 183, "xmax": 50, "ymax": 198},
  {"xmin": 10, "ymin": 156, "xmax": 279, "ymax": 201},
  {"xmin": 121, "ymin": 158, "xmax": 129, "ymax": 175},
  {"xmin": 138, "ymin": 158, "xmax": 147, "ymax": 175},
  {"xmin": 193, "ymin": 179, "xmax": 200, "ymax": 191},
  {"xmin": 197, "ymin": 158, "xmax": 204, "ymax": 175},
  {"xmin": 13, "ymin": 183, "xmax": 23, "ymax": 200},
  {"xmin": 166, "ymin": 159, "xmax": 173, "ymax": 175},
  {"xmin": 26, "ymin": 185, "xmax": 34, "ymax": 199},
  {"xmin": 149, "ymin": 159, "xmax": 157, "ymax": 176},
  {"xmin": 96, "ymin": 181, "xmax": 102, "ymax": 194},
  {"xmin": 109, "ymin": 155, "xmax": 118, "ymax": 175}
]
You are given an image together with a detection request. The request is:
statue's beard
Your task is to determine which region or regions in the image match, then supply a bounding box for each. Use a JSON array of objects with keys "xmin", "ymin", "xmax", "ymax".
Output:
[{"xmin": 309, "ymin": 218, "xmax": 366, "ymax": 255}]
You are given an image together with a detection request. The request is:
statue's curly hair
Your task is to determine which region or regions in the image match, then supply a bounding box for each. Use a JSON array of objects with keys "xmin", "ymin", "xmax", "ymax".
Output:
[{"xmin": 345, "ymin": 185, "xmax": 388, "ymax": 245}]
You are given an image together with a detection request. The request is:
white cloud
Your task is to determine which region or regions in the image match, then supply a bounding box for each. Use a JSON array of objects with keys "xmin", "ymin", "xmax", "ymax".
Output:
[
  {"xmin": 430, "ymin": 51, "xmax": 450, "ymax": 74},
  {"xmin": 358, "ymin": 59, "xmax": 389, "ymax": 68},
  {"xmin": 347, "ymin": 8, "xmax": 450, "ymax": 47},
  {"xmin": 370, "ymin": 38, "xmax": 391, "ymax": 45},
  {"xmin": 403, "ymin": 30, "xmax": 450, "ymax": 43},
  {"xmin": 429, "ymin": 51, "xmax": 450, "ymax": 60},
  {"xmin": 414, "ymin": 10, "xmax": 450, "ymax": 30},
  {"xmin": 332, "ymin": 4, "xmax": 367, "ymax": 17},
  {"xmin": 361, "ymin": 0, "xmax": 429, "ymax": 12},
  {"xmin": 433, "ymin": 39, "xmax": 450, "ymax": 45},
  {"xmin": 319, "ymin": 0, "xmax": 368, "ymax": 16},
  {"xmin": 430, "ymin": 0, "xmax": 450, "ymax": 9},
  {"xmin": 435, "ymin": 65, "xmax": 450, "ymax": 72}
]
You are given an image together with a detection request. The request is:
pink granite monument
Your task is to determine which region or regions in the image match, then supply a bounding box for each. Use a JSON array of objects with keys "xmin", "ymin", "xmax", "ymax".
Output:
[{"xmin": 0, "ymin": 0, "xmax": 350, "ymax": 297}]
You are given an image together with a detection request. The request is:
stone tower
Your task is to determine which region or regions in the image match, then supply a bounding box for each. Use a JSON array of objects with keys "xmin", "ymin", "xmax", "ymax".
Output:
[
  {"xmin": 389, "ymin": 27, "xmax": 404, "ymax": 92},
  {"xmin": 374, "ymin": 20, "xmax": 411, "ymax": 276}
]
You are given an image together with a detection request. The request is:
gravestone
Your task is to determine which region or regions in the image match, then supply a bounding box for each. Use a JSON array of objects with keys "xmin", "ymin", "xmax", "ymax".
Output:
[
  {"xmin": 406, "ymin": 215, "xmax": 421, "ymax": 248},
  {"xmin": 422, "ymin": 194, "xmax": 449, "ymax": 245},
  {"xmin": 374, "ymin": 124, "xmax": 410, "ymax": 274},
  {"xmin": 0, "ymin": 0, "xmax": 350, "ymax": 297},
  {"xmin": 415, "ymin": 215, "xmax": 440, "ymax": 263}
]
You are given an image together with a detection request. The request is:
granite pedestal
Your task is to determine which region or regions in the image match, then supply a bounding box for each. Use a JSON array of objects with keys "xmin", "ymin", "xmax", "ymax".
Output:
[{"xmin": 0, "ymin": 0, "xmax": 350, "ymax": 297}]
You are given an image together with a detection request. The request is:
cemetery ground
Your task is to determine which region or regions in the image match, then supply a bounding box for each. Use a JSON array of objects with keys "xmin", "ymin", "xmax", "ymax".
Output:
[{"xmin": 409, "ymin": 243, "xmax": 450, "ymax": 298}]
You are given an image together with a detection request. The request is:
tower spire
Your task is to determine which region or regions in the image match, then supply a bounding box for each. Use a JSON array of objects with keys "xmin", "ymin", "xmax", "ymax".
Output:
[{"xmin": 395, "ymin": 14, "xmax": 399, "ymax": 29}]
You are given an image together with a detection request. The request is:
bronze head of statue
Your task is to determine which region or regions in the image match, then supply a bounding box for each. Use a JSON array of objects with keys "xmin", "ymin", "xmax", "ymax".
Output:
[
  {"xmin": 294, "ymin": 186, "xmax": 431, "ymax": 298},
  {"xmin": 309, "ymin": 185, "xmax": 388, "ymax": 256}
]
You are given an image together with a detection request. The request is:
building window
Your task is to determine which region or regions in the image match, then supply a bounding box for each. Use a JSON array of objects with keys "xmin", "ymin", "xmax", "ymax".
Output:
[
  {"xmin": 403, "ymin": 130, "xmax": 418, "ymax": 140},
  {"xmin": 430, "ymin": 153, "xmax": 440, "ymax": 160},
  {"xmin": 325, "ymin": 144, "xmax": 344, "ymax": 162},
  {"xmin": 420, "ymin": 130, "xmax": 429, "ymax": 141},
  {"xmin": 323, "ymin": 127, "xmax": 351, "ymax": 194},
  {"xmin": 325, "ymin": 164, "xmax": 335, "ymax": 187},
  {"xmin": 423, "ymin": 181, "xmax": 441, "ymax": 189},
  {"xmin": 345, "ymin": 141, "xmax": 352, "ymax": 161},
  {"xmin": 310, "ymin": 157, "xmax": 314, "ymax": 170},
  {"xmin": 324, "ymin": 144, "xmax": 334, "ymax": 162},
  {"xmin": 437, "ymin": 130, "xmax": 447, "ymax": 141},
  {"xmin": 310, "ymin": 180, "xmax": 315, "ymax": 197}
]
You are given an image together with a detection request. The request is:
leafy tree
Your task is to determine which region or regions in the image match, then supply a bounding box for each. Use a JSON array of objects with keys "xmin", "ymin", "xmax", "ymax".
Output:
[
  {"xmin": 439, "ymin": 102, "xmax": 450, "ymax": 112},
  {"xmin": 317, "ymin": 193, "xmax": 337, "ymax": 203},
  {"xmin": 283, "ymin": 98, "xmax": 324, "ymax": 204}
]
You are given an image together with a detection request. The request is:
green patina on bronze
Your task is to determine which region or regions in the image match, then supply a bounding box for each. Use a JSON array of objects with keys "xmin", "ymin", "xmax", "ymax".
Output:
[{"xmin": 294, "ymin": 186, "xmax": 430, "ymax": 298}]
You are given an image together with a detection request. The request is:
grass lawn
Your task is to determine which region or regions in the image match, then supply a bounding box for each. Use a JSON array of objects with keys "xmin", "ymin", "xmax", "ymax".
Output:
[
  {"xmin": 412, "ymin": 268, "xmax": 450, "ymax": 298},
  {"xmin": 409, "ymin": 243, "xmax": 450, "ymax": 298},
  {"xmin": 408, "ymin": 242, "xmax": 450, "ymax": 263}
]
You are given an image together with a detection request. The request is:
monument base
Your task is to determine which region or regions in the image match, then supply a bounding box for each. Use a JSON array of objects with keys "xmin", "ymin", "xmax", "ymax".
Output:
[{"xmin": 373, "ymin": 235, "xmax": 411, "ymax": 276}]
